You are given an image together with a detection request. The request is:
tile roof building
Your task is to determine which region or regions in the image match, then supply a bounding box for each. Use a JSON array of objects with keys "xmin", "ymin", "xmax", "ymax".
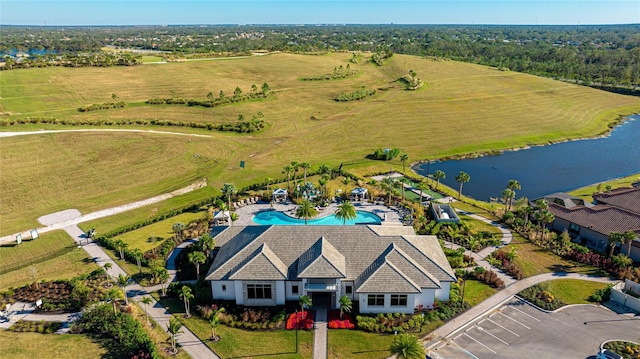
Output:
[
  {"xmin": 537, "ymin": 189, "xmax": 640, "ymax": 259},
  {"xmin": 205, "ymin": 225, "xmax": 455, "ymax": 314}
]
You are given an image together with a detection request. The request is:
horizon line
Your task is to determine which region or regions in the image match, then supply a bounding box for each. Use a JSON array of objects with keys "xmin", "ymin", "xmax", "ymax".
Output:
[{"xmin": 2, "ymin": 22, "xmax": 639, "ymax": 27}]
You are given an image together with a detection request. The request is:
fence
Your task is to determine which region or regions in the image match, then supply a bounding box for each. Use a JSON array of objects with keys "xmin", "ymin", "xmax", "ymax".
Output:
[{"xmin": 0, "ymin": 245, "xmax": 78, "ymax": 276}]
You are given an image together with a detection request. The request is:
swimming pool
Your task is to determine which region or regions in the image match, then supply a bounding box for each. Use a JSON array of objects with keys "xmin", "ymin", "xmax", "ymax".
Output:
[{"xmin": 252, "ymin": 210, "xmax": 382, "ymax": 225}]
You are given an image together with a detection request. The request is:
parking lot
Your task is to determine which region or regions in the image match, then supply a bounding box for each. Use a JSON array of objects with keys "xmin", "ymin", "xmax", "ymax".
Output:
[{"xmin": 429, "ymin": 297, "xmax": 640, "ymax": 359}]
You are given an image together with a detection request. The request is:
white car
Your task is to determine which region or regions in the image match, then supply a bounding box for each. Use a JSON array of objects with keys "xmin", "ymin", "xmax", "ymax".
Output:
[{"xmin": 596, "ymin": 349, "xmax": 623, "ymax": 359}]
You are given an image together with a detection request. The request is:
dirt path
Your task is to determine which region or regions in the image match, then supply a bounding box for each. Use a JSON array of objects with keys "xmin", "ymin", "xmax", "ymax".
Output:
[{"xmin": 0, "ymin": 179, "xmax": 207, "ymax": 245}]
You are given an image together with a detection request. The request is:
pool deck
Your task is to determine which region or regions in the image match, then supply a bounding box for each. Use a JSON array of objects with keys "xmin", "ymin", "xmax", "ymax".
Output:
[{"xmin": 229, "ymin": 200, "xmax": 406, "ymax": 226}]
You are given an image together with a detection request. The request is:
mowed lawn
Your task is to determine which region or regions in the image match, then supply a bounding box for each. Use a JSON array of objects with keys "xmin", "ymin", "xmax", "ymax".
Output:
[
  {"xmin": 0, "ymin": 332, "xmax": 108, "ymax": 359},
  {"xmin": 0, "ymin": 230, "xmax": 75, "ymax": 273},
  {"xmin": 543, "ymin": 279, "xmax": 610, "ymax": 304},
  {"xmin": 2, "ymin": 53, "xmax": 639, "ymax": 235}
]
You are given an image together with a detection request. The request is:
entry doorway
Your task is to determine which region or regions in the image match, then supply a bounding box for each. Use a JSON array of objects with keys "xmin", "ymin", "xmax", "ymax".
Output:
[{"xmin": 310, "ymin": 292, "xmax": 334, "ymax": 310}]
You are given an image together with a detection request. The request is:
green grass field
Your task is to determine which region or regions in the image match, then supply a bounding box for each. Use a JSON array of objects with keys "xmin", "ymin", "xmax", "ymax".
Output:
[
  {"xmin": 0, "ymin": 247, "xmax": 97, "ymax": 290},
  {"xmin": 464, "ymin": 279, "xmax": 498, "ymax": 306},
  {"xmin": 543, "ymin": 279, "xmax": 610, "ymax": 305},
  {"xmin": 0, "ymin": 230, "xmax": 76, "ymax": 273},
  {"xmin": 568, "ymin": 172, "xmax": 640, "ymax": 202},
  {"xmin": 0, "ymin": 332, "xmax": 108, "ymax": 359},
  {"xmin": 2, "ymin": 53, "xmax": 639, "ymax": 235}
]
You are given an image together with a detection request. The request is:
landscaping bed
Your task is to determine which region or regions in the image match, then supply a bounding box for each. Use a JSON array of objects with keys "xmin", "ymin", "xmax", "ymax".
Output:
[
  {"xmin": 9, "ymin": 320, "xmax": 63, "ymax": 333},
  {"xmin": 517, "ymin": 283, "xmax": 566, "ymax": 311},
  {"xmin": 603, "ymin": 341, "xmax": 640, "ymax": 359}
]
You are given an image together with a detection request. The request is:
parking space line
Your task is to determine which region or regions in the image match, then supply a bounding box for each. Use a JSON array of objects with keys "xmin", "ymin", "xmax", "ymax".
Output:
[
  {"xmin": 487, "ymin": 317, "xmax": 520, "ymax": 337},
  {"xmin": 463, "ymin": 333, "xmax": 497, "ymax": 354},
  {"xmin": 477, "ymin": 325, "xmax": 509, "ymax": 345},
  {"xmin": 497, "ymin": 311, "xmax": 531, "ymax": 329},
  {"xmin": 508, "ymin": 304, "xmax": 542, "ymax": 322},
  {"xmin": 451, "ymin": 340, "xmax": 480, "ymax": 359}
]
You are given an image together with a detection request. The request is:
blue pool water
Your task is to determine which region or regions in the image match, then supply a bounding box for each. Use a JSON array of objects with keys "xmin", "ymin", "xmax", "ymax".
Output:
[{"xmin": 252, "ymin": 210, "xmax": 381, "ymax": 225}]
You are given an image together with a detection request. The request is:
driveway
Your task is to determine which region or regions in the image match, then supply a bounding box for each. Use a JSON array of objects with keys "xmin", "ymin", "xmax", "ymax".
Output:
[{"xmin": 429, "ymin": 298, "xmax": 640, "ymax": 359}]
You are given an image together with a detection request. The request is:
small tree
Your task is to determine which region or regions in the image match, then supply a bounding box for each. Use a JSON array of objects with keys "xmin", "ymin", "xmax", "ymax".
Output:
[
  {"xmin": 335, "ymin": 201, "xmax": 357, "ymax": 225},
  {"xmin": 158, "ymin": 269, "xmax": 170, "ymax": 296},
  {"xmin": 455, "ymin": 171, "xmax": 471, "ymax": 199},
  {"xmin": 339, "ymin": 295, "xmax": 352, "ymax": 320},
  {"xmin": 390, "ymin": 334, "xmax": 425, "ymax": 359},
  {"xmin": 140, "ymin": 296, "xmax": 152, "ymax": 325},
  {"xmin": 103, "ymin": 262, "xmax": 113, "ymax": 287},
  {"xmin": 199, "ymin": 233, "xmax": 215, "ymax": 258},
  {"xmin": 221, "ymin": 183, "xmax": 237, "ymax": 213},
  {"xmin": 295, "ymin": 200, "xmax": 318, "ymax": 225},
  {"xmin": 299, "ymin": 295, "xmax": 312, "ymax": 317},
  {"xmin": 188, "ymin": 251, "xmax": 207, "ymax": 278},
  {"xmin": 172, "ymin": 222, "xmax": 185, "ymax": 241},
  {"xmin": 114, "ymin": 239, "xmax": 128, "ymax": 260},
  {"xmin": 167, "ymin": 316, "xmax": 183, "ymax": 354},
  {"xmin": 433, "ymin": 169, "xmax": 446, "ymax": 190},
  {"xmin": 180, "ymin": 285, "xmax": 194, "ymax": 317},
  {"xmin": 400, "ymin": 153, "xmax": 409, "ymax": 174},
  {"xmin": 104, "ymin": 288, "xmax": 122, "ymax": 315},
  {"xmin": 116, "ymin": 274, "xmax": 131, "ymax": 305},
  {"xmin": 131, "ymin": 248, "xmax": 143, "ymax": 274}
]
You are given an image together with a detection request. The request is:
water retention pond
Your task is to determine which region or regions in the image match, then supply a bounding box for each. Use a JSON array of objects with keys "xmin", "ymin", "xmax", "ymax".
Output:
[{"xmin": 413, "ymin": 115, "xmax": 640, "ymax": 201}]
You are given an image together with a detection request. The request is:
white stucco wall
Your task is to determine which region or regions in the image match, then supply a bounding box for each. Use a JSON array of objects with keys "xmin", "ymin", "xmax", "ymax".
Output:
[
  {"xmin": 276, "ymin": 281, "xmax": 286, "ymax": 305},
  {"xmin": 235, "ymin": 280, "xmax": 244, "ymax": 305},
  {"xmin": 358, "ymin": 293, "xmax": 415, "ymax": 314},
  {"xmin": 435, "ymin": 282, "xmax": 451, "ymax": 301},
  {"xmin": 211, "ymin": 280, "xmax": 236, "ymax": 301},
  {"xmin": 621, "ymin": 241, "xmax": 640, "ymax": 262},
  {"xmin": 414, "ymin": 289, "xmax": 435, "ymax": 309},
  {"xmin": 285, "ymin": 281, "xmax": 303, "ymax": 301}
]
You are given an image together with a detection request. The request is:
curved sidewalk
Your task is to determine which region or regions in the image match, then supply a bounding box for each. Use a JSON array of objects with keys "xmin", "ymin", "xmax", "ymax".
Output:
[{"xmin": 422, "ymin": 272, "xmax": 619, "ymax": 349}]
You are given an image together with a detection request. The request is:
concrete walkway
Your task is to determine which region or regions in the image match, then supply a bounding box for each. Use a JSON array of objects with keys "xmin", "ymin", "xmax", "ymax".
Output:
[
  {"xmin": 422, "ymin": 272, "xmax": 620, "ymax": 350},
  {"xmin": 313, "ymin": 307, "xmax": 328, "ymax": 359}
]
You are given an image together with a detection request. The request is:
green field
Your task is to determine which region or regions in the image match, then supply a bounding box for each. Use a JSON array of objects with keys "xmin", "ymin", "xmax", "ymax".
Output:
[
  {"xmin": 568, "ymin": 172, "xmax": 640, "ymax": 202},
  {"xmin": 0, "ymin": 332, "xmax": 108, "ymax": 359},
  {"xmin": 543, "ymin": 279, "xmax": 610, "ymax": 304},
  {"xmin": 2, "ymin": 53, "xmax": 639, "ymax": 235},
  {"xmin": 0, "ymin": 230, "xmax": 76, "ymax": 273}
]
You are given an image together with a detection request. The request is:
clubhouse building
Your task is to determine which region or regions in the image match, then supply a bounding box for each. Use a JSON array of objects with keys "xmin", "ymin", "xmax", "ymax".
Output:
[{"xmin": 205, "ymin": 225, "xmax": 455, "ymax": 314}]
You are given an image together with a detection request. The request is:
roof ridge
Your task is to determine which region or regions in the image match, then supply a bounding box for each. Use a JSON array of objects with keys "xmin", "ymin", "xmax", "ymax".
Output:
[
  {"xmin": 390, "ymin": 244, "xmax": 441, "ymax": 288},
  {"xmin": 206, "ymin": 225, "xmax": 272, "ymax": 279},
  {"xmin": 401, "ymin": 235, "xmax": 457, "ymax": 281},
  {"xmin": 228, "ymin": 242, "xmax": 287, "ymax": 280}
]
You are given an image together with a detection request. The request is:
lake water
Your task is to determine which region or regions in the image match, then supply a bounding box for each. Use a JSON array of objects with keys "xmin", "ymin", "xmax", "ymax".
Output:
[{"xmin": 413, "ymin": 115, "xmax": 640, "ymax": 201}]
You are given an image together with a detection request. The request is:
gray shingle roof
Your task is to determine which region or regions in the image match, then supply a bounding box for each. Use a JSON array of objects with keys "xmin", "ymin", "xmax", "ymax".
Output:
[
  {"xmin": 205, "ymin": 225, "xmax": 455, "ymax": 292},
  {"xmin": 227, "ymin": 243, "xmax": 288, "ymax": 280},
  {"xmin": 297, "ymin": 237, "xmax": 346, "ymax": 278},
  {"xmin": 548, "ymin": 203, "xmax": 640, "ymax": 236}
]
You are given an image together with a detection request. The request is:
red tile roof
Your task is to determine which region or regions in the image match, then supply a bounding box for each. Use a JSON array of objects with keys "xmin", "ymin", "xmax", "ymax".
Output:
[
  {"xmin": 593, "ymin": 187, "xmax": 640, "ymax": 215},
  {"xmin": 548, "ymin": 203, "xmax": 640, "ymax": 236}
]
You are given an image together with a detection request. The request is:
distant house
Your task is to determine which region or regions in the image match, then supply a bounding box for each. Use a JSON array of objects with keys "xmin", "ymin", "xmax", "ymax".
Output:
[
  {"xmin": 205, "ymin": 225, "xmax": 455, "ymax": 314},
  {"xmin": 536, "ymin": 190, "xmax": 640, "ymax": 259}
]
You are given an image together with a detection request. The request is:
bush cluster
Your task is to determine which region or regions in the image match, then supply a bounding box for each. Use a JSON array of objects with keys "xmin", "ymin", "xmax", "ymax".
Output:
[
  {"xmin": 302, "ymin": 65, "xmax": 358, "ymax": 81},
  {"xmin": 356, "ymin": 312, "xmax": 424, "ymax": 334},
  {"xmin": 517, "ymin": 284, "xmax": 566, "ymax": 311},
  {"xmin": 197, "ymin": 304, "xmax": 287, "ymax": 330},
  {"xmin": 471, "ymin": 267, "xmax": 505, "ymax": 288},
  {"xmin": 603, "ymin": 341, "xmax": 640, "ymax": 359},
  {"xmin": 491, "ymin": 251, "xmax": 524, "ymax": 279},
  {"xmin": 335, "ymin": 88, "xmax": 376, "ymax": 102},
  {"xmin": 78, "ymin": 101, "xmax": 126, "ymax": 112},
  {"xmin": 9, "ymin": 320, "xmax": 62, "ymax": 333},
  {"xmin": 588, "ymin": 284, "xmax": 613, "ymax": 303},
  {"xmin": 73, "ymin": 304, "xmax": 159, "ymax": 359},
  {"xmin": 147, "ymin": 87, "xmax": 269, "ymax": 109}
]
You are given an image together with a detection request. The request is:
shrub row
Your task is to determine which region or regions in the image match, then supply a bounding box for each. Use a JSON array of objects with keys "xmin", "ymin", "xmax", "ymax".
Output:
[
  {"xmin": 0, "ymin": 116, "xmax": 265, "ymax": 133},
  {"xmin": 517, "ymin": 284, "xmax": 566, "ymax": 311},
  {"xmin": 9, "ymin": 320, "xmax": 62, "ymax": 333},
  {"xmin": 302, "ymin": 65, "xmax": 358, "ymax": 81},
  {"xmin": 491, "ymin": 251, "xmax": 524, "ymax": 280},
  {"xmin": 147, "ymin": 91, "xmax": 268, "ymax": 109},
  {"xmin": 78, "ymin": 101, "xmax": 126, "ymax": 112},
  {"xmin": 472, "ymin": 267, "xmax": 505, "ymax": 288},
  {"xmin": 335, "ymin": 88, "xmax": 376, "ymax": 102},
  {"xmin": 356, "ymin": 312, "xmax": 424, "ymax": 334}
]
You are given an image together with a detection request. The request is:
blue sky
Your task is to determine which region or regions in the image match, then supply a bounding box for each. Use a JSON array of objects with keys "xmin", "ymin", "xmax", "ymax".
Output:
[{"xmin": 2, "ymin": 1, "xmax": 638, "ymax": 26}]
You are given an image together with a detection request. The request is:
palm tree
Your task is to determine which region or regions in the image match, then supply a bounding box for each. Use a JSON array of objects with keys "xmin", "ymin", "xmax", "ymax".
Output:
[
  {"xmin": 389, "ymin": 334, "xmax": 425, "ymax": 359},
  {"xmin": 180, "ymin": 285, "xmax": 194, "ymax": 317},
  {"xmin": 299, "ymin": 295, "xmax": 312, "ymax": 317},
  {"xmin": 103, "ymin": 262, "xmax": 113, "ymax": 287},
  {"xmin": 188, "ymin": 251, "xmax": 207, "ymax": 278},
  {"xmin": 116, "ymin": 274, "xmax": 131, "ymax": 305},
  {"xmin": 506, "ymin": 179, "xmax": 521, "ymax": 210},
  {"xmin": 455, "ymin": 171, "xmax": 470, "ymax": 199},
  {"xmin": 158, "ymin": 270, "xmax": 170, "ymax": 297},
  {"xmin": 398, "ymin": 178, "xmax": 407, "ymax": 201},
  {"xmin": 433, "ymin": 170, "xmax": 446, "ymax": 190},
  {"xmin": 210, "ymin": 315, "xmax": 221, "ymax": 341},
  {"xmin": 114, "ymin": 239, "xmax": 128, "ymax": 260},
  {"xmin": 131, "ymin": 248, "xmax": 143, "ymax": 274},
  {"xmin": 290, "ymin": 161, "xmax": 299, "ymax": 181},
  {"xmin": 467, "ymin": 236, "xmax": 481, "ymax": 253},
  {"xmin": 623, "ymin": 231, "xmax": 637, "ymax": 257},
  {"xmin": 104, "ymin": 288, "xmax": 122, "ymax": 314},
  {"xmin": 172, "ymin": 222, "xmax": 185, "ymax": 241},
  {"xmin": 416, "ymin": 179, "xmax": 429, "ymax": 203},
  {"xmin": 342, "ymin": 177, "xmax": 351, "ymax": 194},
  {"xmin": 140, "ymin": 296, "xmax": 152, "ymax": 325},
  {"xmin": 339, "ymin": 295, "xmax": 352, "ymax": 320},
  {"xmin": 283, "ymin": 165, "xmax": 293, "ymax": 189},
  {"xmin": 382, "ymin": 176, "xmax": 398, "ymax": 205},
  {"xmin": 300, "ymin": 162, "xmax": 310, "ymax": 184},
  {"xmin": 400, "ymin": 154, "xmax": 409, "ymax": 174},
  {"xmin": 335, "ymin": 201, "xmax": 357, "ymax": 225},
  {"xmin": 199, "ymin": 233, "xmax": 215, "ymax": 258},
  {"xmin": 167, "ymin": 316, "xmax": 183, "ymax": 354},
  {"xmin": 295, "ymin": 200, "xmax": 318, "ymax": 225},
  {"xmin": 502, "ymin": 188, "xmax": 515, "ymax": 212},
  {"xmin": 221, "ymin": 183, "xmax": 237, "ymax": 212},
  {"xmin": 608, "ymin": 232, "xmax": 624, "ymax": 258},
  {"xmin": 366, "ymin": 179, "xmax": 378, "ymax": 201}
]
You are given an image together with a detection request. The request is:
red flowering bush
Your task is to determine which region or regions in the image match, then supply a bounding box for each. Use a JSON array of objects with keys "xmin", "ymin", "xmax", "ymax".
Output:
[
  {"xmin": 327, "ymin": 310, "xmax": 355, "ymax": 329},
  {"xmin": 286, "ymin": 311, "xmax": 314, "ymax": 330}
]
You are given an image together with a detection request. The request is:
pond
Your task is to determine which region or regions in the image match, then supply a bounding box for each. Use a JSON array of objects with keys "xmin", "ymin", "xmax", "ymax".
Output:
[
  {"xmin": 253, "ymin": 210, "xmax": 381, "ymax": 225},
  {"xmin": 413, "ymin": 115, "xmax": 640, "ymax": 201}
]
